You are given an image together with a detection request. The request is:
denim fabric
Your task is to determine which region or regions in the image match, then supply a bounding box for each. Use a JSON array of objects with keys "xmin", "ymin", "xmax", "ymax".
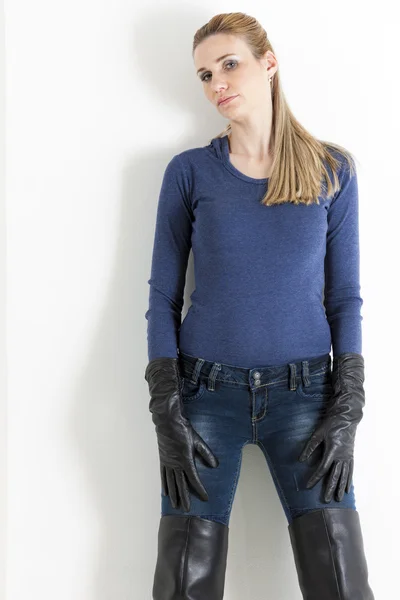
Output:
[{"xmin": 160, "ymin": 350, "xmax": 356, "ymax": 526}]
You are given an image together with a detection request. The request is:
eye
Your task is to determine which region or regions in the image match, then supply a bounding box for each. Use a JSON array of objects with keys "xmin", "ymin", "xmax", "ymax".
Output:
[{"xmin": 201, "ymin": 60, "xmax": 237, "ymax": 83}]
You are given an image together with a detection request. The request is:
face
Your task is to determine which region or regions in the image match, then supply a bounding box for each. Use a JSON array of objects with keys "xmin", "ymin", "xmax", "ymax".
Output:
[{"xmin": 193, "ymin": 33, "xmax": 276, "ymax": 116}]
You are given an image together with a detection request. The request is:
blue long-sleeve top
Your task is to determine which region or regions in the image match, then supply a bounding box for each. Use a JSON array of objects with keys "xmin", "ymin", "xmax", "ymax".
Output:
[{"xmin": 145, "ymin": 134, "xmax": 363, "ymax": 368}]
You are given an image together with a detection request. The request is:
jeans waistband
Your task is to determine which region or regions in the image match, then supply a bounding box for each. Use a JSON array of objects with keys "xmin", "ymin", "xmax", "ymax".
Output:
[{"xmin": 177, "ymin": 350, "xmax": 331, "ymax": 392}]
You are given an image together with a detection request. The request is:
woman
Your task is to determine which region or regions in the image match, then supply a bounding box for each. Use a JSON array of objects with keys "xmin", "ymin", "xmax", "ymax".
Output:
[{"xmin": 144, "ymin": 12, "xmax": 375, "ymax": 600}]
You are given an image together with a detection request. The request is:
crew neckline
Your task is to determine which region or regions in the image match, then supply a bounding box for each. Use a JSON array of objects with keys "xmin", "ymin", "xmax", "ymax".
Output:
[{"xmin": 221, "ymin": 134, "xmax": 269, "ymax": 185}]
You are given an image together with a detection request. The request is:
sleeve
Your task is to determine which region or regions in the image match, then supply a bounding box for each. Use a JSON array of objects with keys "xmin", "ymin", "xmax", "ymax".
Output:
[
  {"xmin": 324, "ymin": 157, "xmax": 363, "ymax": 357},
  {"xmin": 144, "ymin": 153, "xmax": 193, "ymax": 362}
]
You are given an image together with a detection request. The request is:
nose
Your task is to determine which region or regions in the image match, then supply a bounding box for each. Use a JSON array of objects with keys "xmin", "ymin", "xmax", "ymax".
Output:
[
  {"xmin": 212, "ymin": 86, "xmax": 228, "ymax": 103},
  {"xmin": 211, "ymin": 79, "xmax": 228, "ymax": 93}
]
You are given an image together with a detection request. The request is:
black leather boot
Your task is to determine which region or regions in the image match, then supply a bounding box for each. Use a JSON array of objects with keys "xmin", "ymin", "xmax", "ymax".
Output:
[
  {"xmin": 152, "ymin": 515, "xmax": 229, "ymax": 600},
  {"xmin": 288, "ymin": 508, "xmax": 374, "ymax": 599}
]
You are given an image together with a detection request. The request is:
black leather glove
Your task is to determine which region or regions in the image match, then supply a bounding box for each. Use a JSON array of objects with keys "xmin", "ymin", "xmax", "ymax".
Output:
[
  {"xmin": 144, "ymin": 356, "xmax": 219, "ymax": 512},
  {"xmin": 298, "ymin": 352, "xmax": 365, "ymax": 503}
]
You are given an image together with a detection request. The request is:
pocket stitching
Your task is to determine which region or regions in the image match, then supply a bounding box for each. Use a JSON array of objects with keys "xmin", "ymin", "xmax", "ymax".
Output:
[
  {"xmin": 180, "ymin": 376, "xmax": 207, "ymax": 403},
  {"xmin": 296, "ymin": 373, "xmax": 332, "ymax": 400}
]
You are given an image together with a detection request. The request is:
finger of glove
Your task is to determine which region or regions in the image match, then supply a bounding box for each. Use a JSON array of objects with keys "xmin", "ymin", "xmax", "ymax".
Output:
[
  {"xmin": 175, "ymin": 469, "xmax": 191, "ymax": 513},
  {"xmin": 306, "ymin": 449, "xmax": 335, "ymax": 488},
  {"xmin": 336, "ymin": 461, "xmax": 349, "ymax": 502},
  {"xmin": 193, "ymin": 433, "xmax": 219, "ymax": 468},
  {"xmin": 324, "ymin": 460, "xmax": 343, "ymax": 503},
  {"xmin": 166, "ymin": 467, "xmax": 179, "ymax": 509},
  {"xmin": 160, "ymin": 463, "xmax": 168, "ymax": 497},
  {"xmin": 299, "ymin": 431, "xmax": 324, "ymax": 462},
  {"xmin": 345, "ymin": 457, "xmax": 354, "ymax": 494},
  {"xmin": 183, "ymin": 459, "xmax": 209, "ymax": 502}
]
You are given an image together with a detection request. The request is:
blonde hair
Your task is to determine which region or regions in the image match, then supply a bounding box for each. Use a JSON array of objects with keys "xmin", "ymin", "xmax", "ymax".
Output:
[{"xmin": 192, "ymin": 12, "xmax": 356, "ymax": 206}]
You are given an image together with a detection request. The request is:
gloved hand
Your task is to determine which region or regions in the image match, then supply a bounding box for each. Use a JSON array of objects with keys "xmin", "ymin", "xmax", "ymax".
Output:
[
  {"xmin": 144, "ymin": 356, "xmax": 219, "ymax": 512},
  {"xmin": 298, "ymin": 352, "xmax": 365, "ymax": 503}
]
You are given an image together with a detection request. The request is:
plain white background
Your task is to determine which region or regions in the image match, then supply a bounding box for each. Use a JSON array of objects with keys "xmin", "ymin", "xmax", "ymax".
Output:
[
  {"xmin": 2, "ymin": 1, "xmax": 399, "ymax": 599},
  {"xmin": 1, "ymin": 1, "xmax": 6, "ymax": 599}
]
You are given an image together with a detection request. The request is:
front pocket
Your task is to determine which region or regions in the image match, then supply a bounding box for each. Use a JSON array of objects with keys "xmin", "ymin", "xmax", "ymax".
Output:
[
  {"xmin": 180, "ymin": 376, "xmax": 207, "ymax": 403},
  {"xmin": 296, "ymin": 372, "xmax": 333, "ymax": 400}
]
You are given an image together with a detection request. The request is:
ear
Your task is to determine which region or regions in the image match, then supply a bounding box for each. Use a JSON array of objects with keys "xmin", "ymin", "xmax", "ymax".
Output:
[{"xmin": 261, "ymin": 50, "xmax": 278, "ymax": 76}]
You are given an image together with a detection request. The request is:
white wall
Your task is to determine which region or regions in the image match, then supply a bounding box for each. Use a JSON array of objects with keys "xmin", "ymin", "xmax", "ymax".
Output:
[
  {"xmin": 1, "ymin": 1, "xmax": 6, "ymax": 599},
  {"xmin": 4, "ymin": 1, "xmax": 398, "ymax": 599}
]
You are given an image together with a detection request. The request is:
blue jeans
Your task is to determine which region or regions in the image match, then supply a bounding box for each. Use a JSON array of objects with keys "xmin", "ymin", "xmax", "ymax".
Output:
[{"xmin": 160, "ymin": 351, "xmax": 356, "ymax": 526}]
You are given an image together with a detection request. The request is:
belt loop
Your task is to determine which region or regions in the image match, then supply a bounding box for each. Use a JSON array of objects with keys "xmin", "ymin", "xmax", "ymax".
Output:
[
  {"xmin": 207, "ymin": 362, "xmax": 222, "ymax": 392},
  {"xmin": 190, "ymin": 358, "xmax": 205, "ymax": 384},
  {"xmin": 289, "ymin": 363, "xmax": 297, "ymax": 391},
  {"xmin": 301, "ymin": 360, "xmax": 310, "ymax": 387}
]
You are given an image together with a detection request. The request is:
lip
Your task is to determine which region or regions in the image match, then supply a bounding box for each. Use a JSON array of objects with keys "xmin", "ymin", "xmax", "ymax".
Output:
[{"xmin": 218, "ymin": 95, "xmax": 238, "ymax": 106}]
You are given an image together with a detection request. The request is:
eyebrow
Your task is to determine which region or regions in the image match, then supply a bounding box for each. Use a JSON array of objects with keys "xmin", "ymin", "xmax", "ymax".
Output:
[{"xmin": 196, "ymin": 54, "xmax": 235, "ymax": 76}]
